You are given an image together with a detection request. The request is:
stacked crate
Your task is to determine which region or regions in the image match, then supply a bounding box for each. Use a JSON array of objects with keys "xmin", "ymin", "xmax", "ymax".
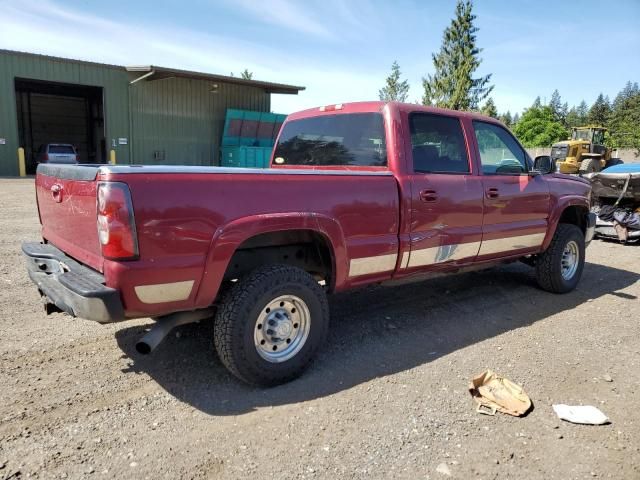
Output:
[{"xmin": 220, "ymin": 109, "xmax": 286, "ymax": 168}]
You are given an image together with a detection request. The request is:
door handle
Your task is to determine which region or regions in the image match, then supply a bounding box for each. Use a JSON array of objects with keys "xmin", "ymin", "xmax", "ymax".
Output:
[
  {"xmin": 420, "ymin": 189, "xmax": 437, "ymax": 202},
  {"xmin": 485, "ymin": 187, "xmax": 499, "ymax": 199}
]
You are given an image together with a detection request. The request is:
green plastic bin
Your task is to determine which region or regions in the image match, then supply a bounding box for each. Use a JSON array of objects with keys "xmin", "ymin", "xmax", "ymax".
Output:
[
  {"xmin": 221, "ymin": 146, "xmax": 272, "ymax": 168},
  {"xmin": 220, "ymin": 109, "xmax": 286, "ymax": 168}
]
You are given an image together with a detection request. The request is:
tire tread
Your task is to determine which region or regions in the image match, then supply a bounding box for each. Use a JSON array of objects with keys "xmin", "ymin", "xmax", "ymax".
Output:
[
  {"xmin": 213, "ymin": 264, "xmax": 329, "ymax": 386},
  {"xmin": 535, "ymin": 223, "xmax": 584, "ymax": 293}
]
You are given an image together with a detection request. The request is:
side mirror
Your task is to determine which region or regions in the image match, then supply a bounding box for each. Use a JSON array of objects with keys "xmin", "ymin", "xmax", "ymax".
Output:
[{"xmin": 533, "ymin": 155, "xmax": 553, "ymax": 174}]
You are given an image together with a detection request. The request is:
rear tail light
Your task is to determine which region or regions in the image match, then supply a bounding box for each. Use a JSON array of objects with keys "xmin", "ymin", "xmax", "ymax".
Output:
[
  {"xmin": 44, "ymin": 153, "xmax": 49, "ymax": 161},
  {"xmin": 97, "ymin": 182, "xmax": 139, "ymax": 260}
]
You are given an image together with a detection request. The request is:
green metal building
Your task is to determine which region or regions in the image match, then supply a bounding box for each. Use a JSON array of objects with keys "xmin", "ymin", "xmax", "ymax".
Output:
[{"xmin": 0, "ymin": 50, "xmax": 303, "ymax": 176}]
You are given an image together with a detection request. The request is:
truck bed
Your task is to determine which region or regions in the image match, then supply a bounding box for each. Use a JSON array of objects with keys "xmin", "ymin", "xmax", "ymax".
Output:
[{"xmin": 35, "ymin": 163, "xmax": 401, "ymax": 318}]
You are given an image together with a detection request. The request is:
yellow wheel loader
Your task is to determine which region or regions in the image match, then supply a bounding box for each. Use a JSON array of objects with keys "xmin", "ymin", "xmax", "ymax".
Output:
[{"xmin": 551, "ymin": 126, "xmax": 616, "ymax": 174}]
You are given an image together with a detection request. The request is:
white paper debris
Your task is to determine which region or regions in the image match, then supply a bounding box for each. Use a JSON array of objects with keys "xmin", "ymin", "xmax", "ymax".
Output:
[{"xmin": 552, "ymin": 404, "xmax": 610, "ymax": 425}]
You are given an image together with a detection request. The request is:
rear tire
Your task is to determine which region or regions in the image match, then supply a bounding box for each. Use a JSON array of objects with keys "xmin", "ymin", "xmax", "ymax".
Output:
[
  {"xmin": 579, "ymin": 158, "xmax": 600, "ymax": 174},
  {"xmin": 213, "ymin": 265, "xmax": 329, "ymax": 386},
  {"xmin": 535, "ymin": 224, "xmax": 585, "ymax": 293}
]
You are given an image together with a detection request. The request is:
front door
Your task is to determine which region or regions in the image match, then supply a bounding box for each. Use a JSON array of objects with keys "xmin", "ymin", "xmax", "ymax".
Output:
[
  {"xmin": 471, "ymin": 120, "xmax": 550, "ymax": 260},
  {"xmin": 404, "ymin": 113, "xmax": 484, "ymax": 272}
]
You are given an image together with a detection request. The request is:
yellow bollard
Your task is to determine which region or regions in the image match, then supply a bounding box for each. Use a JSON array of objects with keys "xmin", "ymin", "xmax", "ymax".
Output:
[
  {"xmin": 109, "ymin": 149, "xmax": 116, "ymax": 165},
  {"xmin": 18, "ymin": 148, "xmax": 26, "ymax": 177}
]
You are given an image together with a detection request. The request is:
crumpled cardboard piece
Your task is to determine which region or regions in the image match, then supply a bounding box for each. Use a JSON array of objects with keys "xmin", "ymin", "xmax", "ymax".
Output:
[{"xmin": 469, "ymin": 370, "xmax": 532, "ymax": 417}]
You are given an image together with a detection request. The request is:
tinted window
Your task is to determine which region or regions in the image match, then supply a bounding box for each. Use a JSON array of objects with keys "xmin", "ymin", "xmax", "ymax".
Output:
[
  {"xmin": 273, "ymin": 113, "xmax": 386, "ymax": 167},
  {"xmin": 473, "ymin": 121, "xmax": 527, "ymax": 175},
  {"xmin": 410, "ymin": 113, "xmax": 469, "ymax": 173},
  {"xmin": 49, "ymin": 145, "xmax": 76, "ymax": 154}
]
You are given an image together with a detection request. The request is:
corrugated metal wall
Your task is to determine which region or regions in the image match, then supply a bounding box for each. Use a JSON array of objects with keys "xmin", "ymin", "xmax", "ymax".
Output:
[
  {"xmin": 0, "ymin": 50, "xmax": 273, "ymax": 175},
  {"xmin": 128, "ymin": 75, "xmax": 270, "ymax": 166},
  {"xmin": 0, "ymin": 51, "xmax": 130, "ymax": 175}
]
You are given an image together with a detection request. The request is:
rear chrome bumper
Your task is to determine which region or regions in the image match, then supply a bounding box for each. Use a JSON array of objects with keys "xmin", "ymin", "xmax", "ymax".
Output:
[
  {"xmin": 22, "ymin": 242, "xmax": 125, "ymax": 323},
  {"xmin": 585, "ymin": 212, "xmax": 596, "ymax": 246}
]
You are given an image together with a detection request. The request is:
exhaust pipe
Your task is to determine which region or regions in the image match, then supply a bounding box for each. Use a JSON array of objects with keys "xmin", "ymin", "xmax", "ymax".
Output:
[{"xmin": 135, "ymin": 308, "xmax": 215, "ymax": 355}]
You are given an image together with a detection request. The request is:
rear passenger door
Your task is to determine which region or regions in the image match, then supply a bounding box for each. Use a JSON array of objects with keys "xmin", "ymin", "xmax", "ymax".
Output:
[
  {"xmin": 404, "ymin": 113, "xmax": 484, "ymax": 272},
  {"xmin": 472, "ymin": 121, "xmax": 550, "ymax": 259}
]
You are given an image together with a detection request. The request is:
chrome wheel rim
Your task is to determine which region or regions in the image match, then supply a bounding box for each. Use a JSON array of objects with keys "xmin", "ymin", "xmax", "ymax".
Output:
[
  {"xmin": 254, "ymin": 295, "xmax": 310, "ymax": 363},
  {"xmin": 561, "ymin": 240, "xmax": 579, "ymax": 280}
]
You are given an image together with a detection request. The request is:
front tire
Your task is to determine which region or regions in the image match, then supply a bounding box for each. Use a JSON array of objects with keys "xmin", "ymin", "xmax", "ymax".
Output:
[
  {"xmin": 535, "ymin": 224, "xmax": 585, "ymax": 293},
  {"xmin": 213, "ymin": 265, "xmax": 329, "ymax": 386}
]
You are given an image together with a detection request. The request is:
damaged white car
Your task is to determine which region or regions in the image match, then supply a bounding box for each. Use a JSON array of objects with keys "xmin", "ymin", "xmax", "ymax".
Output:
[{"xmin": 589, "ymin": 163, "xmax": 640, "ymax": 243}]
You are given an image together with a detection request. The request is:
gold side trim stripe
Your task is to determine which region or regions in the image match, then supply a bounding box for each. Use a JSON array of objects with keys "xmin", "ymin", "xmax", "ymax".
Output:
[
  {"xmin": 400, "ymin": 251, "xmax": 410, "ymax": 269},
  {"xmin": 349, "ymin": 232, "xmax": 545, "ymax": 277},
  {"xmin": 135, "ymin": 280, "xmax": 195, "ymax": 304},
  {"xmin": 478, "ymin": 232, "xmax": 545, "ymax": 256},
  {"xmin": 349, "ymin": 253, "xmax": 398, "ymax": 277},
  {"xmin": 407, "ymin": 241, "xmax": 481, "ymax": 268}
]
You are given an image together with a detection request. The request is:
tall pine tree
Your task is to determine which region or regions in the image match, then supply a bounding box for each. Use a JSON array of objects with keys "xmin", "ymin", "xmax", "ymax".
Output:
[
  {"xmin": 610, "ymin": 82, "xmax": 640, "ymax": 152},
  {"xmin": 613, "ymin": 81, "xmax": 639, "ymax": 110},
  {"xmin": 549, "ymin": 90, "xmax": 563, "ymax": 121},
  {"xmin": 576, "ymin": 100, "xmax": 589, "ymax": 125},
  {"xmin": 499, "ymin": 111, "xmax": 513, "ymax": 127},
  {"xmin": 379, "ymin": 61, "xmax": 410, "ymax": 102},
  {"xmin": 531, "ymin": 96, "xmax": 542, "ymax": 109},
  {"xmin": 422, "ymin": 0, "xmax": 492, "ymax": 110},
  {"xmin": 565, "ymin": 106, "xmax": 580, "ymax": 128},
  {"xmin": 588, "ymin": 94, "xmax": 612, "ymax": 126},
  {"xmin": 480, "ymin": 97, "xmax": 498, "ymax": 118}
]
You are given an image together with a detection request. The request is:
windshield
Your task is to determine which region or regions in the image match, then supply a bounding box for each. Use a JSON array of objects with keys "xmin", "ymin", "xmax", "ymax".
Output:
[
  {"xmin": 49, "ymin": 145, "xmax": 76, "ymax": 154},
  {"xmin": 273, "ymin": 113, "xmax": 387, "ymax": 167},
  {"xmin": 572, "ymin": 129, "xmax": 592, "ymax": 141}
]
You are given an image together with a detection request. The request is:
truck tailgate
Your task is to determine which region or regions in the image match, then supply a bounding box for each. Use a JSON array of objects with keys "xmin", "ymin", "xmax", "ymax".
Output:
[{"xmin": 36, "ymin": 164, "xmax": 103, "ymax": 272}]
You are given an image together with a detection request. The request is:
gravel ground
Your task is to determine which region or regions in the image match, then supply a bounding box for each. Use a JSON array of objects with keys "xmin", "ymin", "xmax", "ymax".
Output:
[{"xmin": 1, "ymin": 177, "xmax": 639, "ymax": 480}]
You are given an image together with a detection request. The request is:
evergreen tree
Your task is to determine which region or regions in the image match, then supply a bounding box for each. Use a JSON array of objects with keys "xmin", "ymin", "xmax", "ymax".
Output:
[
  {"xmin": 512, "ymin": 112, "xmax": 520, "ymax": 125},
  {"xmin": 609, "ymin": 88, "xmax": 640, "ymax": 153},
  {"xmin": 549, "ymin": 90, "xmax": 563, "ymax": 122},
  {"xmin": 566, "ymin": 106, "xmax": 580, "ymax": 128},
  {"xmin": 576, "ymin": 100, "xmax": 589, "ymax": 125},
  {"xmin": 378, "ymin": 61, "xmax": 410, "ymax": 102},
  {"xmin": 588, "ymin": 94, "xmax": 612, "ymax": 125},
  {"xmin": 240, "ymin": 69, "xmax": 254, "ymax": 80},
  {"xmin": 613, "ymin": 81, "xmax": 639, "ymax": 109},
  {"xmin": 531, "ymin": 96, "xmax": 542, "ymax": 109},
  {"xmin": 560, "ymin": 102, "xmax": 569, "ymax": 126},
  {"xmin": 422, "ymin": 0, "xmax": 492, "ymax": 110},
  {"xmin": 499, "ymin": 110, "xmax": 513, "ymax": 127},
  {"xmin": 480, "ymin": 97, "xmax": 498, "ymax": 118}
]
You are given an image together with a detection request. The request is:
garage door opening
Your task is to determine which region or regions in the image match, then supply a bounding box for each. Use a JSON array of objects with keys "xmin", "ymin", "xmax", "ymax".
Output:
[{"xmin": 15, "ymin": 79, "xmax": 105, "ymax": 174}]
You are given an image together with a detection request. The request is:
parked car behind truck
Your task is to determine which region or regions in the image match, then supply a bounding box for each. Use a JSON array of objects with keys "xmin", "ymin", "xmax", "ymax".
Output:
[
  {"xmin": 23, "ymin": 101, "xmax": 595, "ymax": 386},
  {"xmin": 35, "ymin": 143, "xmax": 79, "ymax": 165}
]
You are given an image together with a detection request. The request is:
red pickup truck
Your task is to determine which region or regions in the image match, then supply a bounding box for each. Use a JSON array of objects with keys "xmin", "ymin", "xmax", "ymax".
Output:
[{"xmin": 23, "ymin": 101, "xmax": 595, "ymax": 385}]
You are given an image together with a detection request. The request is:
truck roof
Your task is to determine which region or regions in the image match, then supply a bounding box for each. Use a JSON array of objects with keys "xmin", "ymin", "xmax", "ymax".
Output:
[{"xmin": 286, "ymin": 101, "xmax": 502, "ymax": 124}]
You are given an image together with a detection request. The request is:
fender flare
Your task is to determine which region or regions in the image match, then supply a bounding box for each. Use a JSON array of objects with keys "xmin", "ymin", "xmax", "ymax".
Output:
[
  {"xmin": 542, "ymin": 196, "xmax": 590, "ymax": 250},
  {"xmin": 193, "ymin": 212, "xmax": 348, "ymax": 307}
]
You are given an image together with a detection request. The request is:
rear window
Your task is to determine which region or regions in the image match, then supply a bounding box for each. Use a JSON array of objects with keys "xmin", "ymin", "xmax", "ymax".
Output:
[
  {"xmin": 49, "ymin": 145, "xmax": 76, "ymax": 154},
  {"xmin": 409, "ymin": 113, "xmax": 469, "ymax": 173},
  {"xmin": 273, "ymin": 113, "xmax": 387, "ymax": 167}
]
